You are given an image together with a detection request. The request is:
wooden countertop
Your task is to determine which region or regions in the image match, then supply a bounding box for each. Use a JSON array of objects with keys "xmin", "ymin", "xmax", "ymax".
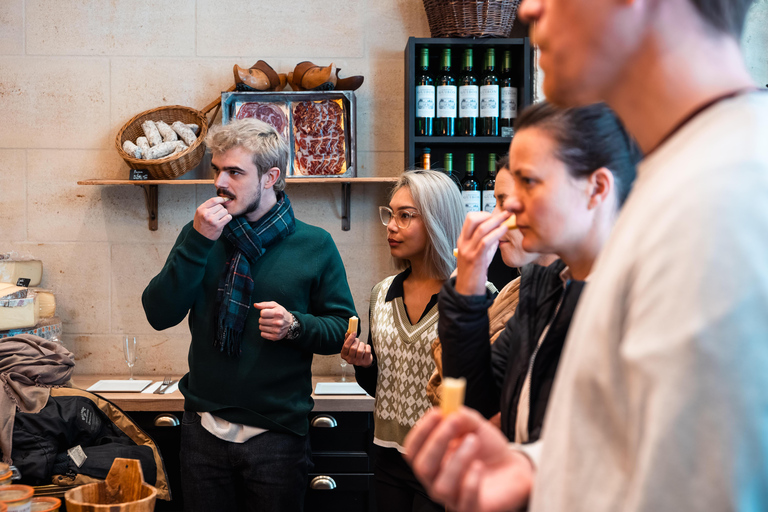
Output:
[{"xmin": 70, "ymin": 375, "xmax": 374, "ymax": 413}]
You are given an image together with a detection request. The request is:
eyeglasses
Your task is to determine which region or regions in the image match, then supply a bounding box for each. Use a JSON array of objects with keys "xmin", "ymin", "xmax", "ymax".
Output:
[{"xmin": 379, "ymin": 206, "xmax": 420, "ymax": 229}]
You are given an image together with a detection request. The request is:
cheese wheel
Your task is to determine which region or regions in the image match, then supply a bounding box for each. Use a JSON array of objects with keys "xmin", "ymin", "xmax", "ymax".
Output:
[
  {"xmin": 0, "ymin": 292, "xmax": 39, "ymax": 330},
  {"xmin": 31, "ymin": 288, "xmax": 56, "ymax": 318},
  {"xmin": 0, "ymin": 259, "xmax": 43, "ymax": 287},
  {"xmin": 442, "ymin": 377, "xmax": 466, "ymax": 416},
  {"xmin": 347, "ymin": 316, "xmax": 358, "ymax": 334},
  {"xmin": 0, "ymin": 284, "xmax": 28, "ymax": 299}
]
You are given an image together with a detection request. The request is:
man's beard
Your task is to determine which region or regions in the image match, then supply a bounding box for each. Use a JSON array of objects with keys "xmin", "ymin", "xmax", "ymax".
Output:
[{"xmin": 241, "ymin": 186, "xmax": 262, "ymax": 218}]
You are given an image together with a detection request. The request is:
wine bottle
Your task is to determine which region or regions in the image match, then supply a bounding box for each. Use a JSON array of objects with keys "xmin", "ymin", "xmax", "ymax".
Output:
[
  {"xmin": 462, "ymin": 153, "xmax": 481, "ymax": 215},
  {"xmin": 422, "ymin": 147, "xmax": 431, "ymax": 170},
  {"xmin": 436, "ymin": 48, "xmax": 457, "ymax": 137},
  {"xmin": 483, "ymin": 153, "xmax": 497, "ymax": 213},
  {"xmin": 415, "ymin": 47, "xmax": 435, "ymax": 137},
  {"xmin": 500, "ymin": 50, "xmax": 518, "ymax": 136},
  {"xmin": 458, "ymin": 48, "xmax": 479, "ymax": 137},
  {"xmin": 444, "ymin": 153, "xmax": 461, "ymax": 190},
  {"xmin": 480, "ymin": 48, "xmax": 500, "ymax": 137}
]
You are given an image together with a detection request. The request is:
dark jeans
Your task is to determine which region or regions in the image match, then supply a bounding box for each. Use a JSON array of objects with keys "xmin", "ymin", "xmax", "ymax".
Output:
[
  {"xmin": 180, "ymin": 411, "xmax": 309, "ymax": 512},
  {"xmin": 374, "ymin": 445, "xmax": 444, "ymax": 512}
]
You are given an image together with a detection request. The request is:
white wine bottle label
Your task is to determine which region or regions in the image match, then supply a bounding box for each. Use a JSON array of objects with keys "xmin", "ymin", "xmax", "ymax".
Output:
[
  {"xmin": 501, "ymin": 87, "xmax": 518, "ymax": 119},
  {"xmin": 416, "ymin": 85, "xmax": 436, "ymax": 118},
  {"xmin": 480, "ymin": 85, "xmax": 500, "ymax": 118},
  {"xmin": 483, "ymin": 191, "xmax": 497, "ymax": 213},
  {"xmin": 459, "ymin": 86, "xmax": 479, "ymax": 117},
  {"xmin": 437, "ymin": 86, "xmax": 458, "ymax": 118},
  {"xmin": 462, "ymin": 190, "xmax": 481, "ymax": 215}
]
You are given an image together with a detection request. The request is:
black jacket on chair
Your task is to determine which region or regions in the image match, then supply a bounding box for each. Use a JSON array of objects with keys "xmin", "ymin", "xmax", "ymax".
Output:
[
  {"xmin": 439, "ymin": 260, "xmax": 585, "ymax": 443},
  {"xmin": 9, "ymin": 387, "xmax": 170, "ymax": 500}
]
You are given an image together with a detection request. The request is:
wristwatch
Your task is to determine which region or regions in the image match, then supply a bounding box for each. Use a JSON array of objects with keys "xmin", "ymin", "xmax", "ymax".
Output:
[{"xmin": 286, "ymin": 313, "xmax": 302, "ymax": 340}]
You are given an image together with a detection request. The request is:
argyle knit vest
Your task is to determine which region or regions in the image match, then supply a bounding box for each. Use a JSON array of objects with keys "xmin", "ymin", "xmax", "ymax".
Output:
[{"xmin": 370, "ymin": 275, "xmax": 440, "ymax": 453}]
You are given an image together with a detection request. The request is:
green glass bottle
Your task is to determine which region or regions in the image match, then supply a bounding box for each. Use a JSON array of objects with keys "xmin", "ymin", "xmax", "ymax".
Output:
[
  {"xmin": 436, "ymin": 48, "xmax": 457, "ymax": 137},
  {"xmin": 480, "ymin": 48, "xmax": 500, "ymax": 137},
  {"xmin": 483, "ymin": 153, "xmax": 497, "ymax": 213},
  {"xmin": 458, "ymin": 48, "xmax": 478, "ymax": 137},
  {"xmin": 461, "ymin": 153, "xmax": 481, "ymax": 215},
  {"xmin": 500, "ymin": 50, "xmax": 518, "ymax": 134},
  {"xmin": 443, "ymin": 153, "xmax": 461, "ymax": 190},
  {"xmin": 415, "ymin": 47, "xmax": 435, "ymax": 137}
]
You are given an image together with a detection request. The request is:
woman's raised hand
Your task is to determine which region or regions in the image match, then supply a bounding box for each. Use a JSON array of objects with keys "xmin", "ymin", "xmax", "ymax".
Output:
[
  {"xmin": 340, "ymin": 331, "xmax": 373, "ymax": 368},
  {"xmin": 454, "ymin": 211, "xmax": 514, "ymax": 296}
]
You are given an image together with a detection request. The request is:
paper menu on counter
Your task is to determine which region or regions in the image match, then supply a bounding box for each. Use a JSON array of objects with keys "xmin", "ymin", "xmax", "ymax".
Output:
[{"xmin": 86, "ymin": 379, "xmax": 152, "ymax": 393}]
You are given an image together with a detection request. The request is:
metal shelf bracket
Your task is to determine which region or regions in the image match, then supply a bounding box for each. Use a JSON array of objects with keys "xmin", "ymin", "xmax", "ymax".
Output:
[
  {"xmin": 341, "ymin": 182, "xmax": 351, "ymax": 231},
  {"xmin": 141, "ymin": 184, "xmax": 159, "ymax": 231}
]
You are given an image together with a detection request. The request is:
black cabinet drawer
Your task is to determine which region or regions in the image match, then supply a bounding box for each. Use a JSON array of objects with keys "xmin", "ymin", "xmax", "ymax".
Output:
[
  {"xmin": 308, "ymin": 411, "xmax": 373, "ymax": 452},
  {"xmin": 306, "ymin": 473, "xmax": 375, "ymax": 512},
  {"xmin": 311, "ymin": 451, "xmax": 370, "ymax": 473},
  {"xmin": 125, "ymin": 411, "xmax": 183, "ymax": 512}
]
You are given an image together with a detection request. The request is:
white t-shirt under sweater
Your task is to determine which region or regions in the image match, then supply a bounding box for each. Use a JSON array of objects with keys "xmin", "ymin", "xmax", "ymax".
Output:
[
  {"xmin": 370, "ymin": 275, "xmax": 440, "ymax": 453},
  {"xmin": 527, "ymin": 93, "xmax": 768, "ymax": 511}
]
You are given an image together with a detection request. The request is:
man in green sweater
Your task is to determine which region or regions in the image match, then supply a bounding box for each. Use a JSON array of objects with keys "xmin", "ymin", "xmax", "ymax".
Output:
[{"xmin": 142, "ymin": 118, "xmax": 357, "ymax": 512}]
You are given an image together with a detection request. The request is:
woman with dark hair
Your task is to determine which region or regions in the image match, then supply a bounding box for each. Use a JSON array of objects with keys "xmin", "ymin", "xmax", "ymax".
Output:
[{"xmin": 440, "ymin": 101, "xmax": 641, "ymax": 443}]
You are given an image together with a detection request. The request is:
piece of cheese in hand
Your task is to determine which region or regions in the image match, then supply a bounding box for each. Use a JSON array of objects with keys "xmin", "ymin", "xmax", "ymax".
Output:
[
  {"xmin": 0, "ymin": 260, "xmax": 43, "ymax": 287},
  {"xmin": 442, "ymin": 377, "xmax": 466, "ymax": 416},
  {"xmin": 504, "ymin": 214, "xmax": 518, "ymax": 230},
  {"xmin": 347, "ymin": 316, "xmax": 358, "ymax": 335}
]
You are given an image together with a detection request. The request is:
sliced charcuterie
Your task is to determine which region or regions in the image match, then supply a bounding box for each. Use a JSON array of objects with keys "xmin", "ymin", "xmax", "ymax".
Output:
[
  {"xmin": 235, "ymin": 101, "xmax": 289, "ymax": 141},
  {"xmin": 292, "ymin": 99, "xmax": 346, "ymax": 175}
]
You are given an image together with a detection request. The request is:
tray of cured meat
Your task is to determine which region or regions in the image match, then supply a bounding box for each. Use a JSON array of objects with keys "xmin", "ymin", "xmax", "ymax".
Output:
[{"xmin": 221, "ymin": 91, "xmax": 356, "ymax": 177}]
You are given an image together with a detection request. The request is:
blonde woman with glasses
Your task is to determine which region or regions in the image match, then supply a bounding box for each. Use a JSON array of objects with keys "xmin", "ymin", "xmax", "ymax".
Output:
[{"xmin": 340, "ymin": 169, "xmax": 480, "ymax": 512}]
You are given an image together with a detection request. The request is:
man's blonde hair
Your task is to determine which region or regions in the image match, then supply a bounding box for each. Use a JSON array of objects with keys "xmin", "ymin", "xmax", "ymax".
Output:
[{"xmin": 205, "ymin": 118, "xmax": 289, "ymax": 191}]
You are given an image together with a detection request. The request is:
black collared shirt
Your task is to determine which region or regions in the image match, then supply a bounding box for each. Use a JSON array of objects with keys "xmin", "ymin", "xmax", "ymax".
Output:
[{"xmin": 385, "ymin": 268, "xmax": 440, "ymax": 324}]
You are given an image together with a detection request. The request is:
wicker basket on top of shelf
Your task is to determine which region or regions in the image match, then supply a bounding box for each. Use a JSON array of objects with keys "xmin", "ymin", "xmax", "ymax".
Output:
[
  {"xmin": 422, "ymin": 0, "xmax": 521, "ymax": 38},
  {"xmin": 115, "ymin": 105, "xmax": 210, "ymax": 180}
]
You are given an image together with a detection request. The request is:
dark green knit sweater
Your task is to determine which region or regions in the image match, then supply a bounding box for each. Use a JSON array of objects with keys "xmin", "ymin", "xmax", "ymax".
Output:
[{"xmin": 142, "ymin": 220, "xmax": 356, "ymax": 436}]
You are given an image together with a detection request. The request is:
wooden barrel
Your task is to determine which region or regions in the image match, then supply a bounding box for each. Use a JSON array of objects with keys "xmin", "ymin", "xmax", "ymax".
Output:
[{"xmin": 64, "ymin": 459, "xmax": 157, "ymax": 512}]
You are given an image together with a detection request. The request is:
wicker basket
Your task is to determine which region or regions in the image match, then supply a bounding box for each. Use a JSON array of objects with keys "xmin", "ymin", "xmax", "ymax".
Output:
[
  {"xmin": 115, "ymin": 105, "xmax": 211, "ymax": 180},
  {"xmin": 422, "ymin": 0, "xmax": 521, "ymax": 38}
]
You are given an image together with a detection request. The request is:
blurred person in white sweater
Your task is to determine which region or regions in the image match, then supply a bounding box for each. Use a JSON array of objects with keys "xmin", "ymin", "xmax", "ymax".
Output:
[{"xmin": 404, "ymin": 0, "xmax": 768, "ymax": 511}]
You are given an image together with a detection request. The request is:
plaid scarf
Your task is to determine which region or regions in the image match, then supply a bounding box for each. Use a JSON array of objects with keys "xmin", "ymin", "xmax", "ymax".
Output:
[{"xmin": 215, "ymin": 192, "xmax": 296, "ymax": 356}]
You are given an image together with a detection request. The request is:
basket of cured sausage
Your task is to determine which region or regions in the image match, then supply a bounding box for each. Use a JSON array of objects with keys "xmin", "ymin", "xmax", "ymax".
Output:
[
  {"xmin": 115, "ymin": 96, "xmax": 225, "ymax": 179},
  {"xmin": 221, "ymin": 91, "xmax": 357, "ymax": 177}
]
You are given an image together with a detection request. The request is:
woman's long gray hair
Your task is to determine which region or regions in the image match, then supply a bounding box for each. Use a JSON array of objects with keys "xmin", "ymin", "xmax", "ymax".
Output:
[{"xmin": 390, "ymin": 170, "xmax": 464, "ymax": 280}]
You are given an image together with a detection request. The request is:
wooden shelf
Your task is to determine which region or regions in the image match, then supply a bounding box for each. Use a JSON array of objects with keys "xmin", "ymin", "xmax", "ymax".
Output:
[
  {"xmin": 414, "ymin": 136, "xmax": 513, "ymax": 145},
  {"xmin": 78, "ymin": 177, "xmax": 399, "ymax": 231},
  {"xmin": 77, "ymin": 177, "xmax": 399, "ymax": 186}
]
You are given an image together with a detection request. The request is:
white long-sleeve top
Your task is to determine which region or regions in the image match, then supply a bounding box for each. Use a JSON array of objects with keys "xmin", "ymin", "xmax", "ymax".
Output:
[{"xmin": 529, "ymin": 93, "xmax": 768, "ymax": 511}]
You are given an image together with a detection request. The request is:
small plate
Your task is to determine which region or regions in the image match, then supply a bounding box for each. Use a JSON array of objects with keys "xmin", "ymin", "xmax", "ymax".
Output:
[
  {"xmin": 87, "ymin": 379, "xmax": 152, "ymax": 393},
  {"xmin": 314, "ymin": 382, "xmax": 367, "ymax": 395}
]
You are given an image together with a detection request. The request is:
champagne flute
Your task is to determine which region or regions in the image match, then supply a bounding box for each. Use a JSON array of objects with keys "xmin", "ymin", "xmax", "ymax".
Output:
[
  {"xmin": 124, "ymin": 336, "xmax": 137, "ymax": 380},
  {"xmin": 339, "ymin": 357, "xmax": 348, "ymax": 382}
]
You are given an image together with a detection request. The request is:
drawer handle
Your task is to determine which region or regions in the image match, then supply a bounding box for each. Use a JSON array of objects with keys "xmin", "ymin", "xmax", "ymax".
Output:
[
  {"xmin": 153, "ymin": 414, "xmax": 180, "ymax": 427},
  {"xmin": 311, "ymin": 415, "xmax": 338, "ymax": 428},
  {"xmin": 310, "ymin": 475, "xmax": 337, "ymax": 490}
]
